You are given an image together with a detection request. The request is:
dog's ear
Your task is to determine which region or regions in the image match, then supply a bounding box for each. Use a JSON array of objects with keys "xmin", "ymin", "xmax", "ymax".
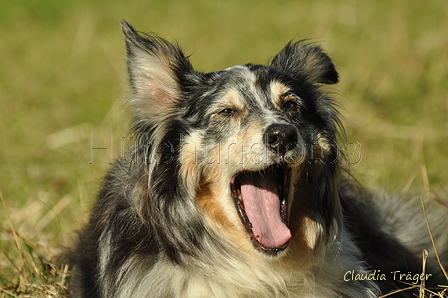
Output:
[
  {"xmin": 121, "ymin": 20, "xmax": 194, "ymax": 120},
  {"xmin": 270, "ymin": 42, "xmax": 339, "ymax": 85}
]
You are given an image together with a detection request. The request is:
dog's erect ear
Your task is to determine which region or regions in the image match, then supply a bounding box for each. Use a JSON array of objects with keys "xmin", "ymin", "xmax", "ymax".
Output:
[
  {"xmin": 270, "ymin": 42, "xmax": 339, "ymax": 85},
  {"xmin": 121, "ymin": 20, "xmax": 194, "ymax": 119}
]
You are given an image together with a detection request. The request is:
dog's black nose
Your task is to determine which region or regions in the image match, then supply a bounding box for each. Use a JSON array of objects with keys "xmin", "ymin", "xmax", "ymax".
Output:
[{"xmin": 264, "ymin": 124, "xmax": 299, "ymax": 155}]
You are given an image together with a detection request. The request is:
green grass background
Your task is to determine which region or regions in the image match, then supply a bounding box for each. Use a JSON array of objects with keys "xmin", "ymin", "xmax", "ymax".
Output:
[{"xmin": 1, "ymin": 0, "xmax": 447, "ymax": 296}]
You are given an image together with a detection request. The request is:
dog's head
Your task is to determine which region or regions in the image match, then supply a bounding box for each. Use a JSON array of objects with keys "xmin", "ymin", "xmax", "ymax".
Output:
[{"xmin": 121, "ymin": 21, "xmax": 342, "ymax": 261}]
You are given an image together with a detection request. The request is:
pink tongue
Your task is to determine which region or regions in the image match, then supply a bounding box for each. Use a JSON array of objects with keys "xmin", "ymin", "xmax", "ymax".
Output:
[{"xmin": 239, "ymin": 173, "xmax": 291, "ymax": 248}]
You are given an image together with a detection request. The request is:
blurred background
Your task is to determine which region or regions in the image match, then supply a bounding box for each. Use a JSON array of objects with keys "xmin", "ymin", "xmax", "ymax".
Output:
[{"xmin": 0, "ymin": 0, "xmax": 447, "ymax": 296}]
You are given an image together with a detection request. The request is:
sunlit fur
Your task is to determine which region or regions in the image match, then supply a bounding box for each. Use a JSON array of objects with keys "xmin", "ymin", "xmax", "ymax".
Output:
[{"xmin": 68, "ymin": 21, "xmax": 448, "ymax": 298}]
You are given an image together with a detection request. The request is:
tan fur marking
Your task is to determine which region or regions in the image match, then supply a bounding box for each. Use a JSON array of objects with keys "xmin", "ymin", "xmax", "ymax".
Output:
[
  {"xmin": 196, "ymin": 183, "xmax": 236, "ymax": 231},
  {"xmin": 270, "ymin": 81, "xmax": 291, "ymax": 106},
  {"xmin": 219, "ymin": 89, "xmax": 246, "ymax": 112},
  {"xmin": 179, "ymin": 133, "xmax": 202, "ymax": 189},
  {"xmin": 196, "ymin": 180, "xmax": 256, "ymax": 254}
]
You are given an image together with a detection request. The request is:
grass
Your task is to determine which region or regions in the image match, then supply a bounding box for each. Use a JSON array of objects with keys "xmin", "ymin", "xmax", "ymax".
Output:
[{"xmin": 0, "ymin": 0, "xmax": 447, "ymax": 296}]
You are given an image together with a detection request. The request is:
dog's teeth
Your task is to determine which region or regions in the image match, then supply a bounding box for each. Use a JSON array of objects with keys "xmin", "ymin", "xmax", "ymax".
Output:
[{"xmin": 235, "ymin": 189, "xmax": 242, "ymax": 201}]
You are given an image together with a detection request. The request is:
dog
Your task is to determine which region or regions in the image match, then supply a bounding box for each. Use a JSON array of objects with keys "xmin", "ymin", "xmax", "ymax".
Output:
[{"xmin": 68, "ymin": 21, "xmax": 448, "ymax": 298}]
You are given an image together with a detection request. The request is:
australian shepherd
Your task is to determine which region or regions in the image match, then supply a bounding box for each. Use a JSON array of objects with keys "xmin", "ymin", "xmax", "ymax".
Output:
[{"xmin": 68, "ymin": 21, "xmax": 447, "ymax": 297}]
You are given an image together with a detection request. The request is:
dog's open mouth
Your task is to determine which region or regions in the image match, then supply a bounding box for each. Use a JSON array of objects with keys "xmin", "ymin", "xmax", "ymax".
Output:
[{"xmin": 231, "ymin": 164, "xmax": 292, "ymax": 255}]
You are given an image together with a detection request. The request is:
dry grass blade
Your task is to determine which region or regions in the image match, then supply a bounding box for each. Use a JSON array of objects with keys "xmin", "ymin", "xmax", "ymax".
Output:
[
  {"xmin": 420, "ymin": 197, "xmax": 448, "ymax": 281},
  {"xmin": 1, "ymin": 191, "xmax": 71, "ymax": 297},
  {"xmin": 430, "ymin": 189, "xmax": 448, "ymax": 212},
  {"xmin": 35, "ymin": 194, "xmax": 72, "ymax": 232},
  {"xmin": 420, "ymin": 249, "xmax": 428, "ymax": 298},
  {"xmin": 0, "ymin": 189, "xmax": 26, "ymax": 284},
  {"xmin": 379, "ymin": 195, "xmax": 448, "ymax": 298},
  {"xmin": 378, "ymin": 285, "xmax": 419, "ymax": 298}
]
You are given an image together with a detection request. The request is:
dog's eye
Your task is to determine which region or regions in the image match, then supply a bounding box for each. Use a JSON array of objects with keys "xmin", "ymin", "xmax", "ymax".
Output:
[
  {"xmin": 218, "ymin": 108, "xmax": 236, "ymax": 115},
  {"xmin": 281, "ymin": 94, "xmax": 301, "ymax": 112},
  {"xmin": 283, "ymin": 100, "xmax": 299, "ymax": 111}
]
